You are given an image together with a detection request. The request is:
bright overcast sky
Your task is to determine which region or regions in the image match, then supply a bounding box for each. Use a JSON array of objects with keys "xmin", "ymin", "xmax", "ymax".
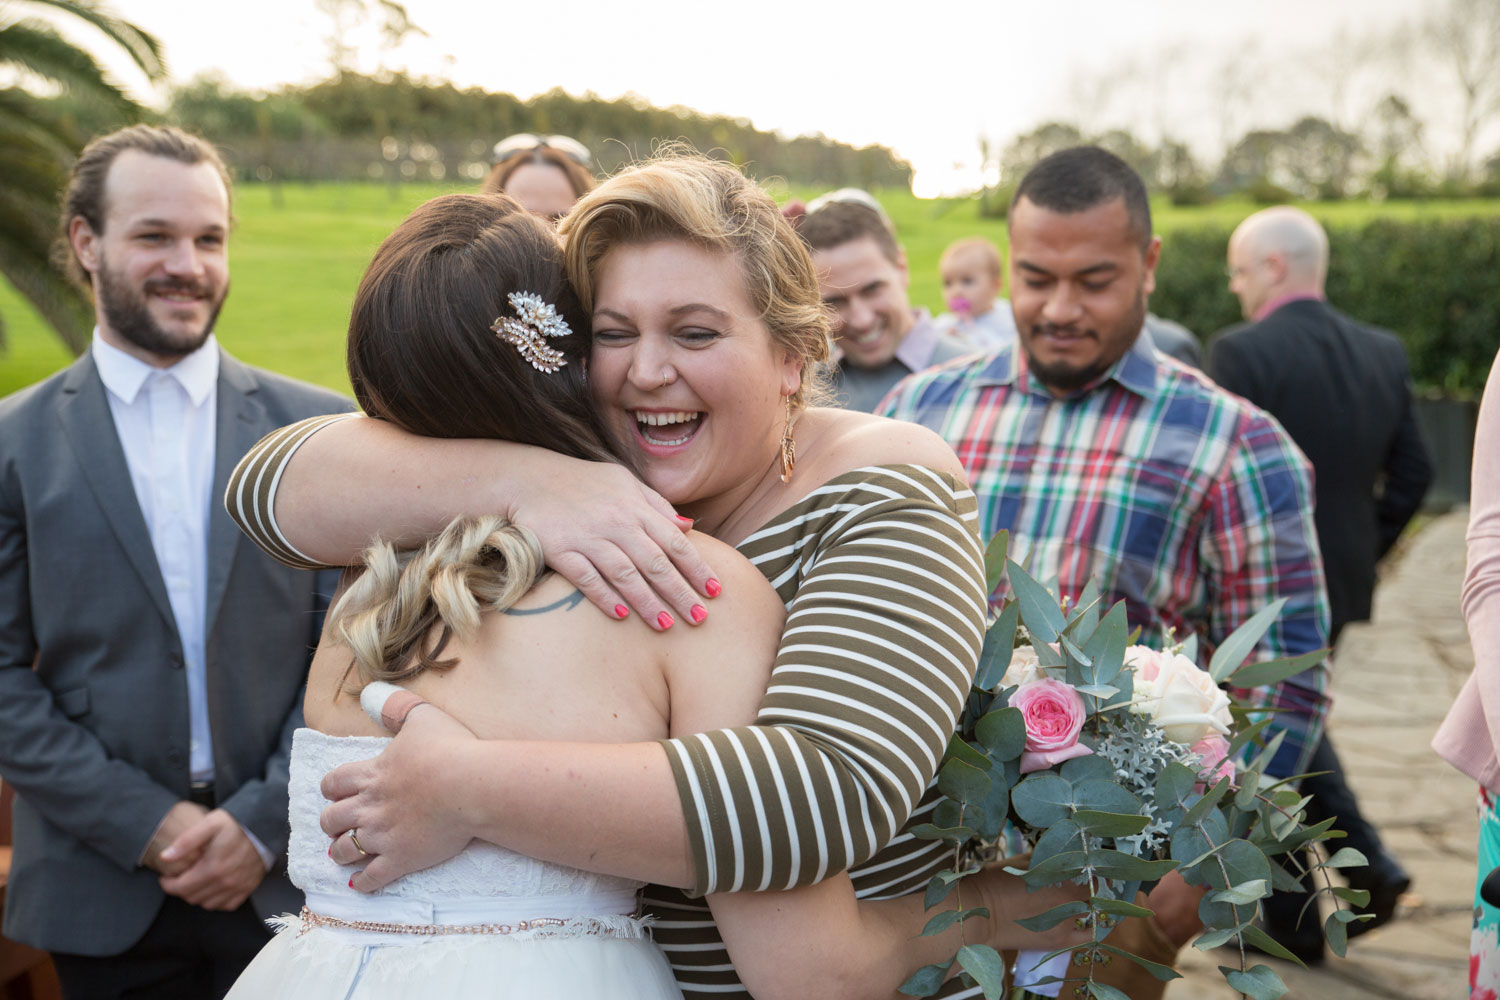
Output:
[{"xmin": 96, "ymin": 0, "xmax": 1436, "ymax": 195}]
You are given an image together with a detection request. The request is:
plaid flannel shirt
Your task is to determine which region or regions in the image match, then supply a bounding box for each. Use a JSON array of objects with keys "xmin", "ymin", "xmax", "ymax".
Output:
[{"xmin": 876, "ymin": 334, "xmax": 1331, "ymax": 777}]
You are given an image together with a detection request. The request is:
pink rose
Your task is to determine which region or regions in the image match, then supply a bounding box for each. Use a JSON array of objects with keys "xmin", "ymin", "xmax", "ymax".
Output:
[
  {"xmin": 1010, "ymin": 678, "xmax": 1092, "ymax": 774},
  {"xmin": 1189, "ymin": 734, "xmax": 1235, "ymax": 792}
]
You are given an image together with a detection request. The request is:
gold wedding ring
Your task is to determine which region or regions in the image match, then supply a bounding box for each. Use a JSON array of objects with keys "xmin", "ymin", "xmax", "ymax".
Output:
[{"xmin": 348, "ymin": 827, "xmax": 371, "ymax": 858}]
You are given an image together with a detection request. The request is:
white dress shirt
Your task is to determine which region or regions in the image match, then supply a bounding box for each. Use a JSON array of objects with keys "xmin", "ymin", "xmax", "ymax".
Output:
[{"xmin": 93, "ymin": 331, "xmax": 221, "ymax": 787}]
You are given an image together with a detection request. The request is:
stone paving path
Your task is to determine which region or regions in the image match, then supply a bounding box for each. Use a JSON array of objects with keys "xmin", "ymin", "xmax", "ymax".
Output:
[{"xmin": 1167, "ymin": 509, "xmax": 1476, "ymax": 999}]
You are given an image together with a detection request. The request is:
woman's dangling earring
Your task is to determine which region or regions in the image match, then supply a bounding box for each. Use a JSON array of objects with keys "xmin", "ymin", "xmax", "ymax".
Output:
[{"xmin": 779, "ymin": 395, "xmax": 797, "ymax": 484}]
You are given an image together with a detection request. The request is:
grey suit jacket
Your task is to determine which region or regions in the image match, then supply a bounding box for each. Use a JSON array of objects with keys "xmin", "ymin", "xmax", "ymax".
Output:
[{"xmin": 0, "ymin": 349, "xmax": 351, "ymax": 955}]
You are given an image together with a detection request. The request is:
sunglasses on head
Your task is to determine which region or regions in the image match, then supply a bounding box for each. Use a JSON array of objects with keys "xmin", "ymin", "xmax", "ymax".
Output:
[
  {"xmin": 804, "ymin": 187, "xmax": 890, "ymax": 222},
  {"xmin": 491, "ymin": 133, "xmax": 593, "ymax": 167}
]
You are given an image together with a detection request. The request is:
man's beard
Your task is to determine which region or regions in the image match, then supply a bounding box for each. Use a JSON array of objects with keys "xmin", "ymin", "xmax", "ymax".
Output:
[
  {"xmin": 1022, "ymin": 288, "xmax": 1147, "ymax": 394},
  {"xmin": 97, "ymin": 257, "xmax": 226, "ymax": 360}
]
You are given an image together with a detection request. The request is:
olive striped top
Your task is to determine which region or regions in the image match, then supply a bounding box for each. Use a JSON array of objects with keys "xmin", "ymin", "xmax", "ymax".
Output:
[
  {"xmin": 224, "ymin": 419, "xmax": 988, "ymax": 999},
  {"xmin": 650, "ymin": 463, "xmax": 987, "ymax": 998}
]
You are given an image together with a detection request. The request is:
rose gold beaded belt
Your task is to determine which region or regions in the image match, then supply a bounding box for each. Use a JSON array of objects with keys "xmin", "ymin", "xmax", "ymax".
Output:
[{"xmin": 296, "ymin": 905, "xmax": 642, "ymax": 939}]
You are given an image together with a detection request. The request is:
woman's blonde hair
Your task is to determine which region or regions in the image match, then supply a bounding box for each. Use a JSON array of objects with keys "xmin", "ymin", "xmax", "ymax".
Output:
[
  {"xmin": 331, "ymin": 517, "xmax": 545, "ymax": 684},
  {"xmin": 559, "ymin": 151, "xmax": 832, "ymax": 405}
]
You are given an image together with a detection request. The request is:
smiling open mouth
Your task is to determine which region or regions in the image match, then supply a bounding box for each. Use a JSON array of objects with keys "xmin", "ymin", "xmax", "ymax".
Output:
[{"xmin": 633, "ymin": 410, "xmax": 703, "ymax": 447}]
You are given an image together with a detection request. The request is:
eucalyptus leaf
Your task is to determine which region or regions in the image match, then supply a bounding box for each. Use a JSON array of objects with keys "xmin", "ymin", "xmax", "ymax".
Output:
[
  {"xmin": 1208, "ymin": 598, "xmax": 1287, "ymax": 682},
  {"xmin": 924, "ymin": 867, "xmax": 979, "ymax": 910},
  {"xmin": 970, "ymin": 766, "xmax": 1011, "ymax": 841},
  {"xmin": 921, "ymin": 906, "xmax": 991, "ymax": 936},
  {"xmin": 1074, "ymin": 684, "xmax": 1121, "ymax": 699},
  {"xmin": 1193, "ymin": 925, "xmax": 1244, "ymax": 950},
  {"xmin": 1156, "ymin": 762, "xmax": 1199, "ymax": 807},
  {"xmin": 975, "ymin": 620, "xmax": 1017, "ymax": 693},
  {"xmin": 1088, "ymin": 850, "xmax": 1179, "ymax": 881},
  {"xmin": 1060, "ymin": 754, "xmax": 1116, "ymax": 783},
  {"xmin": 1211, "ymin": 879, "xmax": 1269, "ymax": 905},
  {"xmin": 1070, "ymin": 578, "xmax": 1102, "ymax": 636},
  {"xmin": 983, "ymin": 529, "xmax": 1009, "ymax": 597},
  {"xmin": 956, "ymin": 944, "xmax": 1007, "ymax": 999},
  {"xmin": 1080, "ymin": 600, "xmax": 1128, "ymax": 688},
  {"xmin": 1014, "ymin": 899, "xmax": 1090, "ymax": 932},
  {"xmin": 1240, "ymin": 924, "xmax": 1305, "ymax": 967},
  {"xmin": 1222, "ymin": 963, "xmax": 1290, "ymax": 999},
  {"xmin": 1007, "ymin": 559, "xmax": 1066, "ymax": 642},
  {"xmin": 1088, "ymin": 984, "xmax": 1132, "ymax": 1000},
  {"xmin": 1230, "ymin": 648, "xmax": 1326, "ymax": 689},
  {"xmin": 1203, "ymin": 839, "xmax": 1272, "ymax": 891},
  {"xmin": 945, "ymin": 733, "xmax": 992, "ymax": 771},
  {"xmin": 939, "ymin": 758, "xmax": 992, "ymax": 805},
  {"xmin": 1030, "ymin": 819, "xmax": 1084, "ymax": 868},
  {"xmin": 1198, "ymin": 892, "xmax": 1256, "ymax": 931},
  {"xmin": 1035, "ymin": 639, "xmax": 1067, "ymax": 667},
  {"xmin": 1182, "ymin": 776, "xmax": 1231, "ymax": 826},
  {"xmin": 1074, "ymin": 810, "xmax": 1151, "ymax": 838},
  {"xmin": 898, "ymin": 962, "xmax": 949, "ymax": 997},
  {"xmin": 909, "ymin": 822, "xmax": 976, "ymax": 843},
  {"xmin": 1330, "ymin": 885, "xmax": 1371, "ymax": 907},
  {"xmin": 1325, "ymin": 909, "xmax": 1348, "ymax": 957},
  {"xmin": 1225, "ymin": 716, "xmax": 1273, "ymax": 759},
  {"xmin": 933, "ymin": 799, "xmax": 963, "ymax": 831},
  {"xmin": 1012, "ymin": 773, "xmax": 1075, "ymax": 827},
  {"xmin": 1179, "ymin": 632, "xmax": 1199, "ymax": 663},
  {"xmin": 1073, "ymin": 778, "xmax": 1141, "ymax": 815},
  {"xmin": 1324, "ymin": 847, "xmax": 1370, "ymax": 869},
  {"xmin": 1095, "ymin": 943, "xmax": 1182, "ymax": 981},
  {"xmin": 1020, "ymin": 850, "xmax": 1092, "ymax": 885},
  {"xmin": 1092, "ymin": 896, "xmax": 1155, "ymax": 919},
  {"xmin": 975, "ymin": 706, "xmax": 1026, "ymax": 761}
]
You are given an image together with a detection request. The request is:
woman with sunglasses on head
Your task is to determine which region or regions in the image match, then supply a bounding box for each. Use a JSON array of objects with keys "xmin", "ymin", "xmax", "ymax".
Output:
[
  {"xmin": 482, "ymin": 133, "xmax": 595, "ymax": 222},
  {"xmin": 227, "ymin": 154, "xmax": 1086, "ymax": 999}
]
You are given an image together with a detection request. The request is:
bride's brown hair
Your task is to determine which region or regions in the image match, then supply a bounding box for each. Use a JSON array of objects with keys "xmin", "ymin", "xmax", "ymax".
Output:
[{"xmin": 333, "ymin": 192, "xmax": 628, "ymax": 685}]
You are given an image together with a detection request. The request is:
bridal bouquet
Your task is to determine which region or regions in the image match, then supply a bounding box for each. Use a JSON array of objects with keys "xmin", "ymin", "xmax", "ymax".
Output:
[{"xmin": 901, "ymin": 533, "xmax": 1368, "ymax": 1000}]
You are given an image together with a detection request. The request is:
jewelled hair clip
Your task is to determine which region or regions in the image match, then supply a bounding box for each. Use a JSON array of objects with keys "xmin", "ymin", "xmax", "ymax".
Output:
[{"xmin": 492, "ymin": 291, "xmax": 571, "ymax": 373}]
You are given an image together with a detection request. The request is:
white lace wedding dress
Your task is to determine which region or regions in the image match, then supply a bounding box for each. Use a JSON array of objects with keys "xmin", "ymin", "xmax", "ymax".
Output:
[{"xmin": 227, "ymin": 729, "xmax": 683, "ymax": 999}]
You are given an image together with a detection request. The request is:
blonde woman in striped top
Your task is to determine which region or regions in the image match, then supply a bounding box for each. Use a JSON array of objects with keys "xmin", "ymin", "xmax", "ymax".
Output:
[{"xmin": 229, "ymin": 155, "xmax": 1086, "ymax": 998}]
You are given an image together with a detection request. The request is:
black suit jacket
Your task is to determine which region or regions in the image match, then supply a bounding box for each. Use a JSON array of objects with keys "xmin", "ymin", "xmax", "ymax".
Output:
[
  {"xmin": 1208, "ymin": 299, "xmax": 1433, "ymax": 639},
  {"xmin": 0, "ymin": 350, "xmax": 351, "ymax": 955}
]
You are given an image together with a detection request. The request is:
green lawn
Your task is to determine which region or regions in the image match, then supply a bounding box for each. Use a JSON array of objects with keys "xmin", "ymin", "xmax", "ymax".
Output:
[{"xmin": 6, "ymin": 183, "xmax": 1500, "ymax": 399}]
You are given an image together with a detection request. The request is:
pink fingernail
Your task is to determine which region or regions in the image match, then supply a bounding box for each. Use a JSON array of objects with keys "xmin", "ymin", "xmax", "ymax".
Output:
[
  {"xmin": 657, "ymin": 611, "xmax": 674, "ymax": 629},
  {"xmin": 705, "ymin": 578, "xmax": 722, "ymax": 598},
  {"xmin": 349, "ymin": 874, "xmax": 360, "ymax": 889},
  {"xmin": 690, "ymin": 604, "xmax": 707, "ymax": 623},
  {"xmin": 614, "ymin": 604, "xmax": 629, "ymax": 619},
  {"xmin": 327, "ymin": 844, "xmax": 333, "ymax": 858},
  {"xmin": 676, "ymin": 515, "xmax": 694, "ymax": 526}
]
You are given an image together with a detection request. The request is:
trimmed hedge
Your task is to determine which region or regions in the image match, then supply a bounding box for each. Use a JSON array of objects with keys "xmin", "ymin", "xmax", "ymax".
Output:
[{"xmin": 1151, "ymin": 218, "xmax": 1500, "ymax": 395}]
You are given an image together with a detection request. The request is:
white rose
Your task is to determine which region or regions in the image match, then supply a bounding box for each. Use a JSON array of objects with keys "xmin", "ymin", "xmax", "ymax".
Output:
[
  {"xmin": 1000, "ymin": 645, "xmax": 1043, "ymax": 689},
  {"xmin": 1128, "ymin": 649, "xmax": 1232, "ymax": 744}
]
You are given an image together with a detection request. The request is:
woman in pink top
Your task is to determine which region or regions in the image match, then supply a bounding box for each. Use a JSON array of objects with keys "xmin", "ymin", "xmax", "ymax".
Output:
[{"xmin": 1433, "ymin": 346, "xmax": 1500, "ymax": 999}]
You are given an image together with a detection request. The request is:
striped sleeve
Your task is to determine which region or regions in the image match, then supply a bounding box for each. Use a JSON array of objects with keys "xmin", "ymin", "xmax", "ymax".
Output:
[
  {"xmin": 223, "ymin": 412, "xmax": 359, "ymax": 569},
  {"xmin": 661, "ymin": 466, "xmax": 987, "ymax": 897}
]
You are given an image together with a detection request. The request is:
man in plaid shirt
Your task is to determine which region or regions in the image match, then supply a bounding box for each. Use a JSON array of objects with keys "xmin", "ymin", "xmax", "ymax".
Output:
[{"xmin": 877, "ymin": 146, "xmax": 1331, "ymax": 989}]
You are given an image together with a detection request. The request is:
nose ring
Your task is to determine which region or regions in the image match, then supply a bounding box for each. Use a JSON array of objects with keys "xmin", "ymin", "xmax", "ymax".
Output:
[{"xmin": 661, "ymin": 369, "xmax": 671, "ymax": 388}]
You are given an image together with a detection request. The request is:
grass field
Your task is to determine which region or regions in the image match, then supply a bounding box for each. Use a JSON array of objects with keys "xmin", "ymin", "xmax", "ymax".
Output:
[{"xmin": 5, "ymin": 182, "xmax": 1500, "ymax": 399}]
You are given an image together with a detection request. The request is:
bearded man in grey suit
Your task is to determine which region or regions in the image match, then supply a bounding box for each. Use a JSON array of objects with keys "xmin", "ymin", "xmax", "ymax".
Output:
[{"xmin": 0, "ymin": 125, "xmax": 351, "ymax": 998}]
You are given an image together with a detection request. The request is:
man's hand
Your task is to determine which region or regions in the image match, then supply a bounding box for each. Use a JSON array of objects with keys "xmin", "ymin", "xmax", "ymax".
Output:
[
  {"xmin": 513, "ymin": 460, "xmax": 718, "ymax": 630},
  {"xmin": 1146, "ymin": 869, "xmax": 1206, "ymax": 947},
  {"xmin": 141, "ymin": 800, "xmax": 210, "ymax": 877},
  {"xmin": 323, "ymin": 703, "xmax": 479, "ymax": 892},
  {"xmin": 156, "ymin": 809, "xmax": 267, "ymax": 911}
]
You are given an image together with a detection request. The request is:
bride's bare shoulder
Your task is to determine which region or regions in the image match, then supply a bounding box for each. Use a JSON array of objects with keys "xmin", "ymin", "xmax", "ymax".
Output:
[{"xmin": 799, "ymin": 407, "xmax": 966, "ymax": 480}]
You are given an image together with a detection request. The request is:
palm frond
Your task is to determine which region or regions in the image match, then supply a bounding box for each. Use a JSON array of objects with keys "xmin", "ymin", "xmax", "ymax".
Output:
[
  {"xmin": 20, "ymin": 0, "xmax": 166, "ymax": 81},
  {"xmin": 0, "ymin": 21, "xmax": 139, "ymax": 117}
]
